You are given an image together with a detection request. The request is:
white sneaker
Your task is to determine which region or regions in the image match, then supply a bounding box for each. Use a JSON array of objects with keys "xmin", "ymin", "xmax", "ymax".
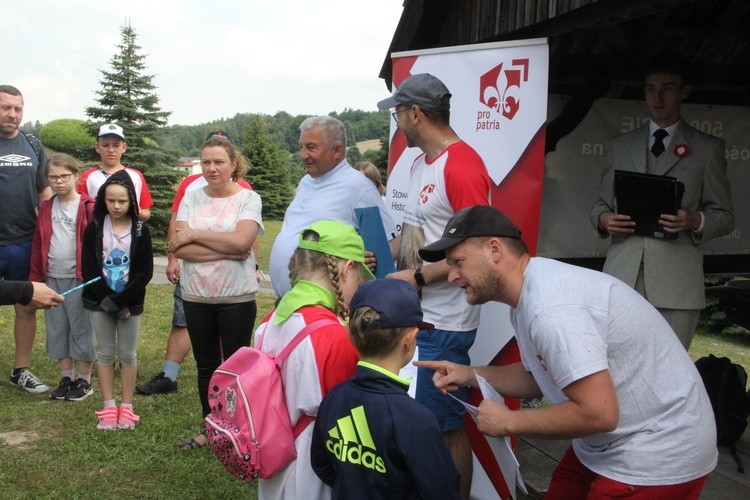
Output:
[{"xmin": 9, "ymin": 369, "xmax": 49, "ymax": 394}]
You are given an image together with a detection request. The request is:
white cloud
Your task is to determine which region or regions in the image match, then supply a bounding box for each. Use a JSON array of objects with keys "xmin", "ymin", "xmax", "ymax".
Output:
[{"xmin": 6, "ymin": 0, "xmax": 403, "ymax": 125}]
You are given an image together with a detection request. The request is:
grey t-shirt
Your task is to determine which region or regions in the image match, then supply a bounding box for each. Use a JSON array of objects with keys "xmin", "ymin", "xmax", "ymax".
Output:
[
  {"xmin": 0, "ymin": 134, "xmax": 48, "ymax": 244},
  {"xmin": 47, "ymin": 197, "xmax": 78, "ymax": 279}
]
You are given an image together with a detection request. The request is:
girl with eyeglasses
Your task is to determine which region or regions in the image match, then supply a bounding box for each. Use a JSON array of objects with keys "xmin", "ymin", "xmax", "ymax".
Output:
[{"xmin": 29, "ymin": 153, "xmax": 97, "ymax": 401}]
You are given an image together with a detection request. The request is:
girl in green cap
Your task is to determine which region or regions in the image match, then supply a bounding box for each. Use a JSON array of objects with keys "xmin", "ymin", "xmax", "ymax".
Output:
[{"xmin": 255, "ymin": 219, "xmax": 373, "ymax": 500}]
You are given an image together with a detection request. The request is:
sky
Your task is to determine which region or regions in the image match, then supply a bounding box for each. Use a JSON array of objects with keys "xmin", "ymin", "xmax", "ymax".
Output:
[{"xmin": 4, "ymin": 1, "xmax": 404, "ymax": 126}]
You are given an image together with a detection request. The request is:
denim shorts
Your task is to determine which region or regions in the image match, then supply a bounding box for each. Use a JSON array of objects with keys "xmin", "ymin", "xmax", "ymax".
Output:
[
  {"xmin": 415, "ymin": 328, "xmax": 477, "ymax": 432},
  {"xmin": 172, "ymin": 282, "xmax": 187, "ymax": 328},
  {"xmin": 0, "ymin": 241, "xmax": 32, "ymax": 281}
]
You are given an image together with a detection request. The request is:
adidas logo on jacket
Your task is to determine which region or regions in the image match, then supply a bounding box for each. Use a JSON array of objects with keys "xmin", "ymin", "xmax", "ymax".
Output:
[{"xmin": 310, "ymin": 362, "xmax": 460, "ymax": 499}]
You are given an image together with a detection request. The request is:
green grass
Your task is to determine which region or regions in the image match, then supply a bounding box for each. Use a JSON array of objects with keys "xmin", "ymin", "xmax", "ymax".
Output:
[
  {"xmin": 0, "ymin": 288, "xmax": 278, "ymax": 498},
  {"xmin": 1, "ymin": 212, "xmax": 747, "ymax": 496},
  {"xmin": 689, "ymin": 330, "xmax": 750, "ymax": 368},
  {"xmin": 0, "ymin": 218, "xmax": 284, "ymax": 497},
  {"xmin": 2, "ymin": 281, "xmax": 749, "ymax": 497},
  {"xmin": 256, "ymin": 220, "xmax": 281, "ymax": 272}
]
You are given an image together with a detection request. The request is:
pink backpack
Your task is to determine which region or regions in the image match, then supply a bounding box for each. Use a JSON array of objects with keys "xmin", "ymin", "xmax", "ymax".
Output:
[{"xmin": 205, "ymin": 318, "xmax": 337, "ymax": 482}]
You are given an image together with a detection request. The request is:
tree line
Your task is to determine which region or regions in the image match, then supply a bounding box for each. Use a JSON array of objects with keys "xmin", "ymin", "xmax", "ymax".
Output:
[
  {"xmin": 154, "ymin": 108, "xmax": 391, "ymax": 206},
  {"xmin": 158, "ymin": 108, "xmax": 389, "ymax": 157}
]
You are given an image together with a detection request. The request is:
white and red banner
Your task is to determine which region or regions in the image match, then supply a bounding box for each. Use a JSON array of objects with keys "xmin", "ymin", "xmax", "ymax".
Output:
[{"xmin": 385, "ymin": 39, "xmax": 549, "ymax": 499}]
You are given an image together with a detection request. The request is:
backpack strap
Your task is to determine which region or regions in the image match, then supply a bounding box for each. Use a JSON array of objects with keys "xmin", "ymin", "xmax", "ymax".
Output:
[
  {"xmin": 274, "ymin": 318, "xmax": 340, "ymax": 364},
  {"xmin": 257, "ymin": 317, "xmax": 340, "ymax": 438},
  {"xmin": 255, "ymin": 316, "xmax": 340, "ymax": 360},
  {"xmin": 22, "ymin": 132, "xmax": 43, "ymax": 165}
]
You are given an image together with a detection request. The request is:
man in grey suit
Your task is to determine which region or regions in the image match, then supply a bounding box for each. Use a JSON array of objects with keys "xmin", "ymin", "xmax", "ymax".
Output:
[{"xmin": 591, "ymin": 58, "xmax": 734, "ymax": 349}]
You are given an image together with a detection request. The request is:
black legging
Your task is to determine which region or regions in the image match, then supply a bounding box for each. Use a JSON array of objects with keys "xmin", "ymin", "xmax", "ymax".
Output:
[{"xmin": 183, "ymin": 299, "xmax": 257, "ymax": 417}]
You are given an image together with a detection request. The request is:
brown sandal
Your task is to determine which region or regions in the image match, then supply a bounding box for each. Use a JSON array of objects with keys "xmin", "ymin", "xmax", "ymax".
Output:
[{"xmin": 178, "ymin": 428, "xmax": 208, "ymax": 450}]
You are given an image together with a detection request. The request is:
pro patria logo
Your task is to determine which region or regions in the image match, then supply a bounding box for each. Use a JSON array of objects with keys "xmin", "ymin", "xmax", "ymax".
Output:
[
  {"xmin": 325, "ymin": 405, "xmax": 386, "ymax": 473},
  {"xmin": 476, "ymin": 59, "xmax": 529, "ymax": 131}
]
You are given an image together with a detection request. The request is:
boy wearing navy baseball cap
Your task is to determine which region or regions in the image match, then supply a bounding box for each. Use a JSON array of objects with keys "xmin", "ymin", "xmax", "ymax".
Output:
[{"xmin": 310, "ymin": 279, "xmax": 459, "ymax": 499}]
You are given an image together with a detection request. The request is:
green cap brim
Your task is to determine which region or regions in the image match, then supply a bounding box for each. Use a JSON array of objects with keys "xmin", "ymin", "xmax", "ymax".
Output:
[{"xmin": 360, "ymin": 265, "xmax": 376, "ymax": 282}]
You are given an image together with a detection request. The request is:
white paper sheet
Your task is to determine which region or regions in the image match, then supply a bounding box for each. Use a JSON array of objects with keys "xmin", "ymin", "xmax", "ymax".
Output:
[
  {"xmin": 472, "ymin": 371, "xmax": 528, "ymax": 496},
  {"xmin": 399, "ymin": 346, "xmax": 419, "ymax": 399}
]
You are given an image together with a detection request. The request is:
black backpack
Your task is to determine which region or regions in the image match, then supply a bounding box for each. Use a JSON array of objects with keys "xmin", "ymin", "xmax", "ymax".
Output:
[{"xmin": 695, "ymin": 354, "xmax": 750, "ymax": 472}]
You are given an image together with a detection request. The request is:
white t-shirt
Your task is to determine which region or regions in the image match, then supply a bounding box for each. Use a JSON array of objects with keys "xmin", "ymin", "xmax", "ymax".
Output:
[
  {"xmin": 269, "ymin": 160, "xmax": 396, "ymax": 297},
  {"xmin": 511, "ymin": 257, "xmax": 717, "ymax": 485},
  {"xmin": 80, "ymin": 167, "xmax": 152, "ymax": 209},
  {"xmin": 177, "ymin": 188, "xmax": 263, "ymax": 302},
  {"xmin": 256, "ymin": 306, "xmax": 357, "ymax": 500}
]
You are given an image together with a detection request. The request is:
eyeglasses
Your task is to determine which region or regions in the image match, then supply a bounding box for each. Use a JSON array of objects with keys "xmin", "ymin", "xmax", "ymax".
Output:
[
  {"xmin": 47, "ymin": 174, "xmax": 73, "ymax": 183},
  {"xmin": 391, "ymin": 108, "xmax": 410, "ymax": 124}
]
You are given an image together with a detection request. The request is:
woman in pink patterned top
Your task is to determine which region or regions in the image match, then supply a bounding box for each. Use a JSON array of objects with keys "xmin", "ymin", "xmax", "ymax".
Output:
[{"xmin": 168, "ymin": 136, "xmax": 263, "ymax": 449}]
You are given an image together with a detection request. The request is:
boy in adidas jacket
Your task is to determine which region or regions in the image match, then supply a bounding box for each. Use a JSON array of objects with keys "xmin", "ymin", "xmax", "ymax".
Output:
[{"xmin": 311, "ymin": 279, "xmax": 460, "ymax": 499}]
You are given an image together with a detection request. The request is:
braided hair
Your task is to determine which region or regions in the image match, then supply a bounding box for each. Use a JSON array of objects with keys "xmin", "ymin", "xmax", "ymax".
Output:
[{"xmin": 288, "ymin": 232, "xmax": 350, "ymax": 321}]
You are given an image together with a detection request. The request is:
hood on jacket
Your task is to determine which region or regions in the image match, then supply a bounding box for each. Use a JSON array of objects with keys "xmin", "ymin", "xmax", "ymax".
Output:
[{"xmin": 92, "ymin": 169, "xmax": 140, "ymax": 224}]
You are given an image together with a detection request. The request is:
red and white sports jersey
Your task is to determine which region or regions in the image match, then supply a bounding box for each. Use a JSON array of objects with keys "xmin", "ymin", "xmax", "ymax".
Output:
[
  {"xmin": 171, "ymin": 173, "xmax": 252, "ymax": 211},
  {"xmin": 78, "ymin": 167, "xmax": 153, "ymax": 210},
  {"xmin": 397, "ymin": 140, "xmax": 491, "ymax": 331}
]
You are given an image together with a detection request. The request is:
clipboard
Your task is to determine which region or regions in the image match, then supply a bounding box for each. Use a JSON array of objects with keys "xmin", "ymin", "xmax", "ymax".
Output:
[
  {"xmin": 614, "ymin": 170, "xmax": 684, "ymax": 240},
  {"xmin": 354, "ymin": 207, "xmax": 396, "ymax": 278}
]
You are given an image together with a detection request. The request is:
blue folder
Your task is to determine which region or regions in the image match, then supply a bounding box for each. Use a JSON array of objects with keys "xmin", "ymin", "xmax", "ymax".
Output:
[{"xmin": 354, "ymin": 207, "xmax": 396, "ymax": 279}]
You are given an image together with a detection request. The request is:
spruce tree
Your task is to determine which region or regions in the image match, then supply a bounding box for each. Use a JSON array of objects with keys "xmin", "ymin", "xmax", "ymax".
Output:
[
  {"xmin": 86, "ymin": 22, "xmax": 181, "ymax": 248},
  {"xmin": 241, "ymin": 116, "xmax": 293, "ymax": 220}
]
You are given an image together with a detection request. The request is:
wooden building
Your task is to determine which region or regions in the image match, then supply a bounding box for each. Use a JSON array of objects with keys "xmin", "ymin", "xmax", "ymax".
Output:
[
  {"xmin": 381, "ymin": 0, "xmax": 749, "ymax": 104},
  {"xmin": 379, "ymin": 3, "xmax": 750, "ymax": 497},
  {"xmin": 379, "ymin": 0, "xmax": 750, "ymax": 274}
]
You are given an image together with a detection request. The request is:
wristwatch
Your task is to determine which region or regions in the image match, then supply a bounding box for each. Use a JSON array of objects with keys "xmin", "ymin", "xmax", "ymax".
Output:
[{"xmin": 414, "ymin": 267, "xmax": 427, "ymax": 288}]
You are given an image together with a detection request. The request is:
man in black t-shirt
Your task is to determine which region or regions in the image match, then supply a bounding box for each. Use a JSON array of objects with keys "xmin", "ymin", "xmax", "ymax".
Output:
[{"xmin": 0, "ymin": 85, "xmax": 53, "ymax": 393}]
